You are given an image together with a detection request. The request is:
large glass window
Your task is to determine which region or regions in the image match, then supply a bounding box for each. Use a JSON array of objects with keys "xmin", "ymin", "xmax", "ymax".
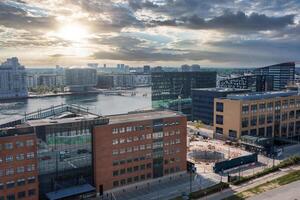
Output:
[
  {"xmin": 216, "ymin": 115, "xmax": 223, "ymax": 125},
  {"xmin": 216, "ymin": 102, "xmax": 224, "ymax": 112}
]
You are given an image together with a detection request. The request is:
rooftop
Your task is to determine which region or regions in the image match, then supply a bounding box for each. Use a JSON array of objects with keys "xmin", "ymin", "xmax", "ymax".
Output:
[
  {"xmin": 225, "ymin": 90, "xmax": 298, "ymax": 100},
  {"xmin": 107, "ymin": 109, "xmax": 184, "ymax": 124},
  {"xmin": 192, "ymin": 87, "xmax": 250, "ymax": 92}
]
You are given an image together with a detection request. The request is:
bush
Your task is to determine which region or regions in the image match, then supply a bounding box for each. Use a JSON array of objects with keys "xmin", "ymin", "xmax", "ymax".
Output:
[
  {"xmin": 189, "ymin": 182, "xmax": 229, "ymax": 199},
  {"xmin": 231, "ymin": 156, "xmax": 300, "ymax": 185}
]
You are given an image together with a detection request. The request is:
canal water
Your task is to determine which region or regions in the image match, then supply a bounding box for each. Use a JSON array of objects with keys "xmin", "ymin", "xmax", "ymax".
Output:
[{"xmin": 0, "ymin": 87, "xmax": 151, "ymax": 124}]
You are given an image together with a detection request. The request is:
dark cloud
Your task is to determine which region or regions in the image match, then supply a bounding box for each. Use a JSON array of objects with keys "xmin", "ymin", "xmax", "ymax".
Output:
[
  {"xmin": 0, "ymin": 1, "xmax": 57, "ymax": 31},
  {"xmin": 149, "ymin": 11, "xmax": 295, "ymax": 31}
]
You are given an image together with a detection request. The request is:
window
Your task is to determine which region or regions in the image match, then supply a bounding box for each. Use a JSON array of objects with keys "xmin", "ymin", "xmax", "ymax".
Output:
[
  {"xmin": 175, "ymin": 139, "xmax": 180, "ymax": 144},
  {"xmin": 216, "ymin": 115, "xmax": 223, "ymax": 125},
  {"xmin": 146, "ymin": 134, "xmax": 152, "ymax": 139},
  {"xmin": 127, "ymin": 177, "xmax": 132, "ymax": 183},
  {"xmin": 251, "ymin": 104, "xmax": 257, "ymax": 113},
  {"xmin": 250, "ymin": 129, "xmax": 257, "ymax": 136},
  {"xmin": 17, "ymin": 179, "xmax": 26, "ymax": 186},
  {"xmin": 119, "ymin": 138, "xmax": 125, "ymax": 144},
  {"xmin": 6, "ymin": 181, "xmax": 15, "ymax": 189},
  {"xmin": 242, "ymin": 118, "xmax": 248, "ymax": 128},
  {"xmin": 113, "ymin": 170, "xmax": 119, "ymax": 176},
  {"xmin": 140, "ymin": 145, "xmax": 145, "ymax": 150},
  {"xmin": 6, "ymin": 155, "xmax": 13, "ymax": 162},
  {"xmin": 112, "ymin": 149, "xmax": 119, "ymax": 156},
  {"xmin": 267, "ymin": 114, "xmax": 273, "ymax": 123},
  {"xmin": 26, "ymin": 140, "xmax": 34, "ymax": 147},
  {"xmin": 290, "ymin": 111, "xmax": 295, "ymax": 119},
  {"xmin": 282, "ymin": 112, "xmax": 288, "ymax": 121},
  {"xmin": 267, "ymin": 102, "xmax": 273, "ymax": 111},
  {"xmin": 0, "ymin": 170, "xmax": 3, "ymax": 177},
  {"xmin": 133, "ymin": 136, "xmax": 139, "ymax": 141},
  {"xmin": 5, "ymin": 143, "xmax": 13, "ymax": 150},
  {"xmin": 6, "ymin": 168, "xmax": 14, "ymax": 176},
  {"xmin": 126, "ymin": 147, "xmax": 132, "ymax": 153},
  {"xmin": 259, "ymin": 103, "xmax": 266, "ymax": 111},
  {"xmin": 120, "ymin": 169, "xmax": 126, "ymax": 175},
  {"xmin": 134, "ymin": 176, "xmax": 139, "ymax": 182},
  {"xmin": 120, "ymin": 179, "xmax": 126, "ymax": 185},
  {"xmin": 0, "ymin": 183, "xmax": 3, "ymax": 190},
  {"xmin": 16, "ymin": 141, "xmax": 24, "ymax": 148},
  {"xmin": 119, "ymin": 148, "xmax": 126, "ymax": 154},
  {"xmin": 259, "ymin": 115, "xmax": 265, "ymax": 125},
  {"xmin": 17, "ymin": 166, "xmax": 25, "ymax": 173},
  {"xmin": 241, "ymin": 130, "xmax": 248, "ymax": 136},
  {"xmin": 113, "ymin": 181, "xmax": 119, "ymax": 187},
  {"xmin": 216, "ymin": 102, "xmax": 224, "ymax": 112},
  {"xmin": 16, "ymin": 154, "xmax": 25, "ymax": 161},
  {"xmin": 133, "ymin": 146, "xmax": 139, "ymax": 151},
  {"xmin": 258, "ymin": 128, "xmax": 265, "ymax": 137},
  {"xmin": 215, "ymin": 127, "xmax": 223, "ymax": 135},
  {"xmin": 250, "ymin": 116, "xmax": 257, "ymax": 126},
  {"xmin": 112, "ymin": 139, "xmax": 119, "ymax": 145},
  {"xmin": 27, "ymin": 177, "xmax": 36, "ymax": 184},
  {"xmin": 242, "ymin": 105, "xmax": 249, "ymax": 114},
  {"xmin": 127, "ymin": 167, "xmax": 132, "ymax": 173},
  {"xmin": 127, "ymin": 137, "xmax": 132, "ymax": 143},
  {"xmin": 28, "ymin": 189, "xmax": 36, "ymax": 196},
  {"xmin": 146, "ymin": 163, "xmax": 152, "ymax": 169},
  {"xmin": 153, "ymin": 132, "xmax": 163, "ymax": 139},
  {"xmin": 228, "ymin": 130, "xmax": 237, "ymax": 138},
  {"xmin": 112, "ymin": 128, "xmax": 118, "ymax": 134},
  {"xmin": 27, "ymin": 164, "xmax": 35, "ymax": 172},
  {"xmin": 26, "ymin": 152, "xmax": 34, "ymax": 159}
]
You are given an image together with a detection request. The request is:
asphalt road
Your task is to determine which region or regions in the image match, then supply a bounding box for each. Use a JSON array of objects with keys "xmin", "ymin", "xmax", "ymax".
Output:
[{"xmin": 249, "ymin": 180, "xmax": 300, "ymax": 200}]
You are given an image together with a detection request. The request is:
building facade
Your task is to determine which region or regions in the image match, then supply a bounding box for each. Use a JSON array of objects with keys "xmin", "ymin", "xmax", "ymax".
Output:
[
  {"xmin": 219, "ymin": 75, "xmax": 273, "ymax": 92},
  {"xmin": 65, "ymin": 67, "xmax": 97, "ymax": 92},
  {"xmin": 93, "ymin": 110, "xmax": 187, "ymax": 193},
  {"xmin": 254, "ymin": 62, "xmax": 295, "ymax": 91},
  {"xmin": 0, "ymin": 57, "xmax": 28, "ymax": 99},
  {"xmin": 0, "ymin": 105, "xmax": 187, "ymax": 199},
  {"xmin": 214, "ymin": 91, "xmax": 300, "ymax": 141},
  {"xmin": 151, "ymin": 72, "xmax": 217, "ymax": 118},
  {"xmin": 192, "ymin": 88, "xmax": 249, "ymax": 125},
  {"xmin": 0, "ymin": 127, "xmax": 39, "ymax": 200}
]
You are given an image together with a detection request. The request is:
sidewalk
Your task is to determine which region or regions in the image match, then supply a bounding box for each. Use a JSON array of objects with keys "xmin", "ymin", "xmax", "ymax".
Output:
[{"xmin": 199, "ymin": 164, "xmax": 300, "ymax": 200}]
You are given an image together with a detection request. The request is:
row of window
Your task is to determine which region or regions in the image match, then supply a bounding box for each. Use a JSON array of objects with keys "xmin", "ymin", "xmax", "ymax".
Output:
[
  {"xmin": 242, "ymin": 100, "xmax": 300, "ymax": 114},
  {"xmin": 112, "ymin": 121, "xmax": 180, "ymax": 134},
  {"xmin": 113, "ymin": 173, "xmax": 152, "ymax": 187},
  {"xmin": 0, "ymin": 152, "xmax": 35, "ymax": 164},
  {"xmin": 0, "ymin": 140, "xmax": 34, "ymax": 151},
  {"xmin": 112, "ymin": 139, "xmax": 181, "ymax": 156},
  {"xmin": 113, "ymin": 163, "xmax": 152, "ymax": 176},
  {"xmin": 0, "ymin": 177, "xmax": 36, "ymax": 190},
  {"xmin": 112, "ymin": 130, "xmax": 181, "ymax": 145},
  {"xmin": 0, "ymin": 164, "xmax": 36, "ymax": 177},
  {"xmin": 0, "ymin": 189, "xmax": 36, "ymax": 200}
]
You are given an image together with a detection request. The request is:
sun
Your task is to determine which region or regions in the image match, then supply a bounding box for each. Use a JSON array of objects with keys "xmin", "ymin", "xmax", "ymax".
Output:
[{"xmin": 57, "ymin": 24, "xmax": 89, "ymax": 42}]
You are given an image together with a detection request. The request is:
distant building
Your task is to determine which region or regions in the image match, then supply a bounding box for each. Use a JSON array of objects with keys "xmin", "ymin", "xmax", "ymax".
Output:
[
  {"xmin": 254, "ymin": 62, "xmax": 295, "ymax": 91},
  {"xmin": 181, "ymin": 64, "xmax": 200, "ymax": 72},
  {"xmin": 191, "ymin": 88, "xmax": 250, "ymax": 125},
  {"xmin": 97, "ymin": 74, "xmax": 114, "ymax": 89},
  {"xmin": 87, "ymin": 63, "xmax": 99, "ymax": 69},
  {"xmin": 219, "ymin": 75, "xmax": 273, "ymax": 92},
  {"xmin": 65, "ymin": 67, "xmax": 97, "ymax": 92},
  {"xmin": 0, "ymin": 57, "xmax": 28, "ymax": 99},
  {"xmin": 143, "ymin": 65, "xmax": 151, "ymax": 74},
  {"xmin": 214, "ymin": 90, "xmax": 300, "ymax": 140},
  {"xmin": 152, "ymin": 72, "xmax": 217, "ymax": 119}
]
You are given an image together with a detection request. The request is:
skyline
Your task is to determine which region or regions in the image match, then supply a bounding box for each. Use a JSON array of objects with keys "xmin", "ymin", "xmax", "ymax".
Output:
[{"xmin": 0, "ymin": 0, "xmax": 300, "ymax": 67}]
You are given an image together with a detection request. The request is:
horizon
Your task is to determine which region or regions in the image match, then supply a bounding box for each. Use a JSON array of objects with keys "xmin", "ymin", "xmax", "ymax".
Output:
[{"xmin": 0, "ymin": 0, "xmax": 300, "ymax": 67}]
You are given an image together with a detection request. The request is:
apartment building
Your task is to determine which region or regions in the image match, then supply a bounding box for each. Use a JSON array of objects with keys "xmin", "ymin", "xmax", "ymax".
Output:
[
  {"xmin": 93, "ymin": 110, "xmax": 187, "ymax": 194},
  {"xmin": 0, "ymin": 127, "xmax": 39, "ymax": 200},
  {"xmin": 214, "ymin": 90, "xmax": 300, "ymax": 140}
]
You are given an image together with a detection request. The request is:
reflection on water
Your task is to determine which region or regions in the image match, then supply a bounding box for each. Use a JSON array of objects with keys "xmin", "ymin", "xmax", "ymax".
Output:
[{"xmin": 0, "ymin": 87, "xmax": 151, "ymax": 124}]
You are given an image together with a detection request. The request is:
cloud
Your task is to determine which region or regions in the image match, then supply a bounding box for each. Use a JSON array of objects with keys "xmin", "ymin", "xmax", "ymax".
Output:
[{"xmin": 149, "ymin": 11, "xmax": 295, "ymax": 32}]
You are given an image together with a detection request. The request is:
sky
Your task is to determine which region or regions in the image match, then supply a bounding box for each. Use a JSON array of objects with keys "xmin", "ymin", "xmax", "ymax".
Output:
[{"xmin": 0, "ymin": 0, "xmax": 300, "ymax": 68}]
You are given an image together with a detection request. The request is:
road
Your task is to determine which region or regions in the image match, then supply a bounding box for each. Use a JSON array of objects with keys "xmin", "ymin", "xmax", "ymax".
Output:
[{"xmin": 249, "ymin": 180, "xmax": 300, "ymax": 200}]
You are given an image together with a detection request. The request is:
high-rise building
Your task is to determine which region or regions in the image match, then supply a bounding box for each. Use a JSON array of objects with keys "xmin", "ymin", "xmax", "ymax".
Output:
[
  {"xmin": 152, "ymin": 72, "xmax": 217, "ymax": 118},
  {"xmin": 213, "ymin": 90, "xmax": 300, "ymax": 140},
  {"xmin": 143, "ymin": 65, "xmax": 151, "ymax": 74},
  {"xmin": 254, "ymin": 62, "xmax": 295, "ymax": 91},
  {"xmin": 0, "ymin": 57, "xmax": 28, "ymax": 99},
  {"xmin": 65, "ymin": 67, "xmax": 97, "ymax": 92},
  {"xmin": 0, "ymin": 105, "xmax": 187, "ymax": 199},
  {"xmin": 191, "ymin": 88, "xmax": 250, "ymax": 125}
]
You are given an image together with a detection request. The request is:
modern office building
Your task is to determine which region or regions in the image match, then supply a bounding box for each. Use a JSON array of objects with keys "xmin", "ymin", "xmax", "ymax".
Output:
[
  {"xmin": 0, "ymin": 105, "xmax": 187, "ymax": 199},
  {"xmin": 254, "ymin": 62, "xmax": 295, "ymax": 91},
  {"xmin": 65, "ymin": 67, "xmax": 97, "ymax": 92},
  {"xmin": 152, "ymin": 72, "xmax": 217, "ymax": 118},
  {"xmin": 219, "ymin": 75, "xmax": 273, "ymax": 92},
  {"xmin": 213, "ymin": 90, "xmax": 300, "ymax": 141},
  {"xmin": 0, "ymin": 57, "xmax": 28, "ymax": 99},
  {"xmin": 191, "ymin": 88, "xmax": 250, "ymax": 125},
  {"xmin": 93, "ymin": 110, "xmax": 187, "ymax": 193}
]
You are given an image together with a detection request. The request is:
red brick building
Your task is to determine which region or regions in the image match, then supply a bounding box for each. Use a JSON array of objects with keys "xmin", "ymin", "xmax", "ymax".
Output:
[
  {"xmin": 93, "ymin": 110, "xmax": 187, "ymax": 194},
  {"xmin": 0, "ymin": 126, "xmax": 39, "ymax": 200}
]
